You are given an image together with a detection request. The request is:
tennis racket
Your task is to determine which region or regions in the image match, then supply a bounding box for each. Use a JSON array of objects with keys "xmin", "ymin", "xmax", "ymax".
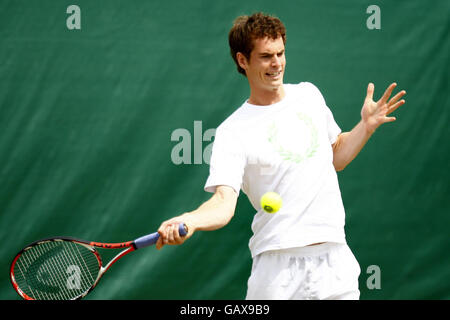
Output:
[{"xmin": 10, "ymin": 223, "xmax": 188, "ymax": 300}]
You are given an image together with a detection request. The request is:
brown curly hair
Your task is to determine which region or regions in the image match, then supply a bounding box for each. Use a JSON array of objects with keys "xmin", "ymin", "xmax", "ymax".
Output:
[{"xmin": 228, "ymin": 12, "xmax": 286, "ymax": 76}]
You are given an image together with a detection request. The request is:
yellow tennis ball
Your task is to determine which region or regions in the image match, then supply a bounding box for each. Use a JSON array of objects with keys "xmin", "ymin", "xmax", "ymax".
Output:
[{"xmin": 260, "ymin": 192, "xmax": 282, "ymax": 213}]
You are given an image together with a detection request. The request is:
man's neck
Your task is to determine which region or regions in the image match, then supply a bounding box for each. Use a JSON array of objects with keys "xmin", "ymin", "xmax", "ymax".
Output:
[{"xmin": 248, "ymin": 85, "xmax": 285, "ymax": 106}]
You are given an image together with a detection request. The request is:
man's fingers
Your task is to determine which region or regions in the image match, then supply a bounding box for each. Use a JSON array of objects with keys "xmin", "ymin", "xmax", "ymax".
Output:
[
  {"xmin": 380, "ymin": 82, "xmax": 397, "ymax": 104},
  {"xmin": 167, "ymin": 224, "xmax": 175, "ymax": 243},
  {"xmin": 173, "ymin": 225, "xmax": 182, "ymax": 243},
  {"xmin": 156, "ymin": 237, "xmax": 164, "ymax": 250},
  {"xmin": 157, "ymin": 222, "xmax": 171, "ymax": 247},
  {"xmin": 387, "ymin": 99, "xmax": 406, "ymax": 115},
  {"xmin": 366, "ymin": 83, "xmax": 375, "ymax": 101},
  {"xmin": 158, "ymin": 225, "xmax": 167, "ymax": 240},
  {"xmin": 156, "ymin": 219, "xmax": 189, "ymax": 250},
  {"xmin": 160, "ymin": 223, "xmax": 185, "ymax": 245},
  {"xmin": 388, "ymin": 90, "xmax": 406, "ymax": 104}
]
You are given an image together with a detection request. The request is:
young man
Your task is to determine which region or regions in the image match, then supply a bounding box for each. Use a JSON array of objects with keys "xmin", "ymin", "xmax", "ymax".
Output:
[{"xmin": 156, "ymin": 13, "xmax": 406, "ymax": 300}]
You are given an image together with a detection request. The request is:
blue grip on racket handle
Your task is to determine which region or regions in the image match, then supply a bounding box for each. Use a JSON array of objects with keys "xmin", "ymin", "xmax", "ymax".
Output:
[{"xmin": 134, "ymin": 223, "xmax": 188, "ymax": 249}]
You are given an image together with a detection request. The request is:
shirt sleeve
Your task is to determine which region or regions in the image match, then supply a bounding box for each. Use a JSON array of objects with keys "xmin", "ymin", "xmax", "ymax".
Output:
[
  {"xmin": 301, "ymin": 82, "xmax": 341, "ymax": 144},
  {"xmin": 204, "ymin": 126, "xmax": 246, "ymax": 195},
  {"xmin": 323, "ymin": 103, "xmax": 342, "ymax": 144}
]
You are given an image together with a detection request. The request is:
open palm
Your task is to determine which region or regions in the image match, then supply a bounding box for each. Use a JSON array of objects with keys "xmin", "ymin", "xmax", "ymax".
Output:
[{"xmin": 361, "ymin": 83, "xmax": 406, "ymax": 134}]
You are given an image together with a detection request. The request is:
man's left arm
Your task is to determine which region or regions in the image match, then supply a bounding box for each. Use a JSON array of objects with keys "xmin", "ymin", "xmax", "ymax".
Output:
[{"xmin": 332, "ymin": 82, "xmax": 406, "ymax": 171}]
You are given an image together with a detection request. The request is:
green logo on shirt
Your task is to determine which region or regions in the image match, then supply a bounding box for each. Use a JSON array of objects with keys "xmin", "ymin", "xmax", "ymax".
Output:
[{"xmin": 268, "ymin": 112, "xmax": 319, "ymax": 163}]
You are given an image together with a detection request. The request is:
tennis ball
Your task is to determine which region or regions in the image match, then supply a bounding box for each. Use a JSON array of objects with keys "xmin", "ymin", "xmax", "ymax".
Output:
[{"xmin": 260, "ymin": 192, "xmax": 282, "ymax": 213}]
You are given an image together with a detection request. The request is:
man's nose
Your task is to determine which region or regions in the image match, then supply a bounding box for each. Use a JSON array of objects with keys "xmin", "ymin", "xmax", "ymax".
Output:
[{"xmin": 271, "ymin": 56, "xmax": 281, "ymax": 68}]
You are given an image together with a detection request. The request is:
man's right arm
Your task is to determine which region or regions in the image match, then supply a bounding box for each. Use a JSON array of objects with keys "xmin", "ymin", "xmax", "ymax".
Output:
[{"xmin": 156, "ymin": 185, "xmax": 238, "ymax": 250}]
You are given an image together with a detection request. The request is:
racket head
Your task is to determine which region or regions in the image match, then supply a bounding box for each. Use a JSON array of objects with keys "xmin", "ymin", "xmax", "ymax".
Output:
[{"xmin": 10, "ymin": 237, "xmax": 102, "ymax": 300}]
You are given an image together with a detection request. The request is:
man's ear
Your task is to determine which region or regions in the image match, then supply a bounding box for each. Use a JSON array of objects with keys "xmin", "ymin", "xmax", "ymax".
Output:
[{"xmin": 236, "ymin": 52, "xmax": 248, "ymax": 72}]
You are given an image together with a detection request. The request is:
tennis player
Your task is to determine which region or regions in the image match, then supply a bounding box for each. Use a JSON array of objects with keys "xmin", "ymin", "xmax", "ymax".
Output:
[{"xmin": 156, "ymin": 12, "xmax": 406, "ymax": 300}]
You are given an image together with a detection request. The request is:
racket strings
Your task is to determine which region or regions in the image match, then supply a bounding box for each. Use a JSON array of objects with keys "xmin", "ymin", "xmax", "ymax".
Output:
[{"xmin": 13, "ymin": 240, "xmax": 100, "ymax": 300}]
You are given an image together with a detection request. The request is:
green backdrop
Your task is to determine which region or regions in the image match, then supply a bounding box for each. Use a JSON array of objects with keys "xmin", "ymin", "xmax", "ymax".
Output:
[{"xmin": 1, "ymin": 0, "xmax": 448, "ymax": 300}]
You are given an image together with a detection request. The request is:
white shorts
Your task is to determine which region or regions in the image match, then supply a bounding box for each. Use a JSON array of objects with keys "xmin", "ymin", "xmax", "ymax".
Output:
[{"xmin": 245, "ymin": 242, "xmax": 361, "ymax": 300}]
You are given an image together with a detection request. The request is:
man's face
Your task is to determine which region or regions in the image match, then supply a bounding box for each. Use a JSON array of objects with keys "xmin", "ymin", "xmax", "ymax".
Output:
[{"xmin": 239, "ymin": 36, "xmax": 286, "ymax": 92}]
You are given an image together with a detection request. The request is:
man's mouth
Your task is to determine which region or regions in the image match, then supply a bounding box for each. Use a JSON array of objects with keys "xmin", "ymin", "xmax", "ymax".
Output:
[{"xmin": 266, "ymin": 70, "xmax": 282, "ymax": 78}]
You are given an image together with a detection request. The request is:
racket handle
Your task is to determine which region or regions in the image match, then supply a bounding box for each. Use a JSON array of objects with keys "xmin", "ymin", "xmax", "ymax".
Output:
[{"xmin": 134, "ymin": 223, "xmax": 188, "ymax": 249}]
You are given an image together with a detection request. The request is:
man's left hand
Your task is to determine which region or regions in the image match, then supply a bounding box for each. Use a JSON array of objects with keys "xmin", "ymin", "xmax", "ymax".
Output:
[{"xmin": 361, "ymin": 82, "xmax": 406, "ymax": 134}]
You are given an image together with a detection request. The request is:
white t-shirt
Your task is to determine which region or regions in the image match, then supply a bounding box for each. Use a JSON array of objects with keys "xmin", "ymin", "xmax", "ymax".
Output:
[{"xmin": 204, "ymin": 82, "xmax": 347, "ymax": 258}]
